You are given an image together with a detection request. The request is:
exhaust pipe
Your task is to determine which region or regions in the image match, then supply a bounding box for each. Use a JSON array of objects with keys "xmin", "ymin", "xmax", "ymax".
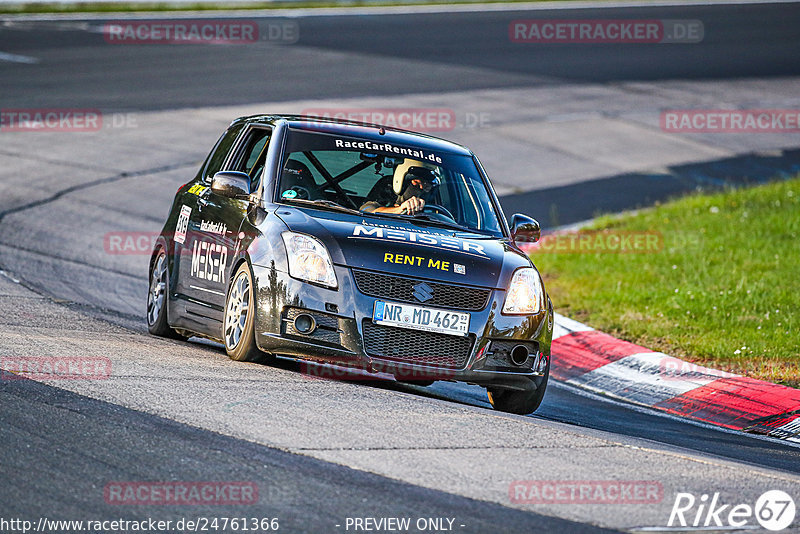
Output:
[{"xmin": 509, "ymin": 345, "xmax": 529, "ymax": 367}]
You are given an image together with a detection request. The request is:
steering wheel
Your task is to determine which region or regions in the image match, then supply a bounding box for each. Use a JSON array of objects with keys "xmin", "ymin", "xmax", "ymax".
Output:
[{"xmin": 422, "ymin": 203, "xmax": 456, "ymax": 221}]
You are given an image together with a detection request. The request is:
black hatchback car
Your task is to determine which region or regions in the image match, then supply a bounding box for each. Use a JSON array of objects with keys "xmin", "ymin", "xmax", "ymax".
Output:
[{"xmin": 147, "ymin": 115, "xmax": 553, "ymax": 414}]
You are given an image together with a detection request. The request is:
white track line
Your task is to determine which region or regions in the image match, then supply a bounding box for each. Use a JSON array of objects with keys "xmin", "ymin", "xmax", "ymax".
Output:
[{"xmin": 0, "ymin": 51, "xmax": 39, "ymax": 63}]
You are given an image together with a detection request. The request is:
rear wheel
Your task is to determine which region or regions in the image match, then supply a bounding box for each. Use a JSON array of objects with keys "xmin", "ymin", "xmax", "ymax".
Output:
[
  {"xmin": 147, "ymin": 248, "xmax": 184, "ymax": 339},
  {"xmin": 487, "ymin": 372, "xmax": 548, "ymax": 415},
  {"xmin": 223, "ymin": 263, "xmax": 264, "ymax": 363}
]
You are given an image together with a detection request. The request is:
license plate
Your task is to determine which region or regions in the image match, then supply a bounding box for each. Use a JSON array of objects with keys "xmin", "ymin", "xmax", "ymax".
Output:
[{"xmin": 372, "ymin": 300, "xmax": 470, "ymax": 337}]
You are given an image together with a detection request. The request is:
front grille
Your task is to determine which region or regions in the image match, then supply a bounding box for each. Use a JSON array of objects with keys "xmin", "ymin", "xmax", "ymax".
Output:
[
  {"xmin": 362, "ymin": 321, "xmax": 474, "ymax": 369},
  {"xmin": 353, "ymin": 270, "xmax": 490, "ymax": 311}
]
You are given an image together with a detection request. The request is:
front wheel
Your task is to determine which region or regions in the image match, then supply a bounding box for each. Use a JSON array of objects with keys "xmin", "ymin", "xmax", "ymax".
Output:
[
  {"xmin": 223, "ymin": 263, "xmax": 264, "ymax": 363},
  {"xmin": 487, "ymin": 372, "xmax": 548, "ymax": 415}
]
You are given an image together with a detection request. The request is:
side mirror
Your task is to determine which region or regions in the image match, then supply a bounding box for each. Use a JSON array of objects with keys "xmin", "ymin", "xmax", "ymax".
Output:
[
  {"xmin": 510, "ymin": 213, "xmax": 541, "ymax": 244},
  {"xmin": 211, "ymin": 171, "xmax": 251, "ymax": 199}
]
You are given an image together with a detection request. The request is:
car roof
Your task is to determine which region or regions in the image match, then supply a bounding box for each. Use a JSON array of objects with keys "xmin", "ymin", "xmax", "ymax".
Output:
[{"xmin": 231, "ymin": 114, "xmax": 475, "ymax": 157}]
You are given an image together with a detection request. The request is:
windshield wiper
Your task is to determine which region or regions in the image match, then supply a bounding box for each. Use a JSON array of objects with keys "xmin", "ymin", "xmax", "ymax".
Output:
[
  {"xmin": 366, "ymin": 211, "xmax": 497, "ymax": 237},
  {"xmin": 374, "ymin": 212, "xmax": 474, "ymax": 233},
  {"xmin": 285, "ymin": 198, "xmax": 362, "ymax": 215},
  {"xmin": 411, "ymin": 215, "xmax": 498, "ymax": 238},
  {"xmin": 407, "ymin": 214, "xmax": 466, "ymax": 231}
]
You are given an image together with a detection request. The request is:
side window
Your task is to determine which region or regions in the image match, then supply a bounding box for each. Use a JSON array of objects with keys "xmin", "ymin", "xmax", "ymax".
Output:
[
  {"xmin": 202, "ymin": 123, "xmax": 245, "ymax": 183},
  {"xmin": 232, "ymin": 127, "xmax": 272, "ymax": 191}
]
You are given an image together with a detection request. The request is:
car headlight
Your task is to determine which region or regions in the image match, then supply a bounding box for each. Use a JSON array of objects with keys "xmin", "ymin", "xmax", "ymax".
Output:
[
  {"xmin": 502, "ymin": 267, "xmax": 544, "ymax": 314},
  {"xmin": 281, "ymin": 232, "xmax": 337, "ymax": 289}
]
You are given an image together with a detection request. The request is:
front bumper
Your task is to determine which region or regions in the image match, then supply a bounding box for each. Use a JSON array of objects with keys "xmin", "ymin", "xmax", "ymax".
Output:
[{"xmin": 251, "ymin": 263, "xmax": 552, "ymax": 388}]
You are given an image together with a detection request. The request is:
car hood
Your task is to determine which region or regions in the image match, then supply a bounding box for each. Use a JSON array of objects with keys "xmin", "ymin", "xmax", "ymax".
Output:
[{"xmin": 275, "ymin": 205, "xmax": 532, "ymax": 289}]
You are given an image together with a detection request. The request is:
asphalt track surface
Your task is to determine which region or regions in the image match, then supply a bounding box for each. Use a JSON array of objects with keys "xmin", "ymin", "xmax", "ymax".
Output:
[
  {"xmin": 2, "ymin": 2, "xmax": 800, "ymax": 532},
  {"xmin": 0, "ymin": 3, "xmax": 799, "ymax": 110},
  {"xmin": 1, "ymin": 377, "xmax": 615, "ymax": 533}
]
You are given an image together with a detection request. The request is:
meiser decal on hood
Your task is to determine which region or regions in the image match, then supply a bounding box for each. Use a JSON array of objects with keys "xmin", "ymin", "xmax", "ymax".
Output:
[{"xmin": 349, "ymin": 224, "xmax": 488, "ymax": 259}]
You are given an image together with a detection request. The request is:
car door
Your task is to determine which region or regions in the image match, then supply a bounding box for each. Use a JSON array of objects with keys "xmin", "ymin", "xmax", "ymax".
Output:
[
  {"xmin": 182, "ymin": 125, "xmax": 273, "ymax": 331},
  {"xmin": 173, "ymin": 122, "xmax": 243, "ymax": 332}
]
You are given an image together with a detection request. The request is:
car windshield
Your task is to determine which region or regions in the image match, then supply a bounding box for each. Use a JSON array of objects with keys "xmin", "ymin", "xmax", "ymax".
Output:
[{"xmin": 277, "ymin": 128, "xmax": 504, "ymax": 236}]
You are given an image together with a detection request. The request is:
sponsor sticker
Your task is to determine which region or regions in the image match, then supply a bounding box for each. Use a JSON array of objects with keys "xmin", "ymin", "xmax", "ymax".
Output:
[
  {"xmin": 351, "ymin": 224, "xmax": 488, "ymax": 258},
  {"xmin": 174, "ymin": 205, "xmax": 191, "ymax": 245},
  {"xmin": 187, "ymin": 184, "xmax": 208, "ymax": 196},
  {"xmin": 382, "ymin": 252, "xmax": 457, "ymax": 272},
  {"xmin": 333, "ymin": 139, "xmax": 443, "ymax": 164},
  {"xmin": 191, "ymin": 240, "xmax": 228, "ymax": 282},
  {"xmin": 200, "ymin": 220, "xmax": 227, "ymax": 235}
]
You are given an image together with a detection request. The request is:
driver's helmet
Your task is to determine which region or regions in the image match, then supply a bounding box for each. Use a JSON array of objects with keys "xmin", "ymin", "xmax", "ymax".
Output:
[{"xmin": 392, "ymin": 159, "xmax": 439, "ymax": 196}]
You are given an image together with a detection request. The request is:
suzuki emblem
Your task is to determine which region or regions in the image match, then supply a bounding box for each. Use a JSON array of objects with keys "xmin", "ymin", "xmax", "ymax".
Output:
[{"xmin": 412, "ymin": 282, "xmax": 433, "ymax": 303}]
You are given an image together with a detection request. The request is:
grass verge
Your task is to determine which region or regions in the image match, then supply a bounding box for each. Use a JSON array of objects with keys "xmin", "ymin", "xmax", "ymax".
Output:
[{"xmin": 531, "ymin": 176, "xmax": 800, "ymax": 388}]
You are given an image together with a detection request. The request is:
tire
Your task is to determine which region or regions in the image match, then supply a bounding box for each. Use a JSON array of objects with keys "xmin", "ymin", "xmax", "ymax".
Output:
[
  {"xmin": 487, "ymin": 372, "xmax": 549, "ymax": 415},
  {"xmin": 147, "ymin": 248, "xmax": 185, "ymax": 339},
  {"xmin": 223, "ymin": 263, "xmax": 264, "ymax": 363}
]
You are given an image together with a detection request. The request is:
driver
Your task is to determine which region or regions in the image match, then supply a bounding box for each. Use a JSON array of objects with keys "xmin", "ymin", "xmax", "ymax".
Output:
[{"xmin": 360, "ymin": 159, "xmax": 438, "ymax": 214}]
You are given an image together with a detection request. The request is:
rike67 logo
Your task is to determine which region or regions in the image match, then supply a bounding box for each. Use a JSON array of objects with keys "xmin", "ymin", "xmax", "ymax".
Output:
[{"xmin": 668, "ymin": 490, "xmax": 796, "ymax": 531}]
